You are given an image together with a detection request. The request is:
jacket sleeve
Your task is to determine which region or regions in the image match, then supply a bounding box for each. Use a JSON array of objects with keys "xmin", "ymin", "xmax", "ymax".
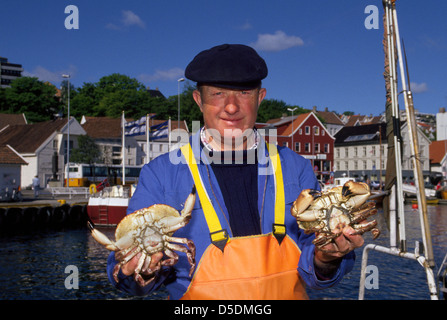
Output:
[
  {"xmin": 291, "ymin": 151, "xmax": 356, "ymax": 289},
  {"xmin": 106, "ymin": 159, "xmax": 174, "ymax": 296}
]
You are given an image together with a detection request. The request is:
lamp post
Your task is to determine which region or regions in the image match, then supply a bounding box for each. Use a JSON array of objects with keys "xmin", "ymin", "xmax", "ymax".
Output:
[
  {"xmin": 62, "ymin": 74, "xmax": 70, "ymax": 189},
  {"xmin": 177, "ymin": 78, "xmax": 185, "ymax": 134},
  {"xmin": 287, "ymin": 107, "xmax": 297, "ymax": 151}
]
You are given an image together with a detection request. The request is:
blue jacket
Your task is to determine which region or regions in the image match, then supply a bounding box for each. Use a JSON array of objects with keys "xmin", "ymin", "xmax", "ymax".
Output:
[{"xmin": 107, "ymin": 131, "xmax": 355, "ymax": 299}]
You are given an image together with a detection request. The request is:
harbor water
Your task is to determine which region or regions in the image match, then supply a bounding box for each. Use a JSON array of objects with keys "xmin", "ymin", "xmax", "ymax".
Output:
[{"xmin": 0, "ymin": 203, "xmax": 446, "ymax": 300}]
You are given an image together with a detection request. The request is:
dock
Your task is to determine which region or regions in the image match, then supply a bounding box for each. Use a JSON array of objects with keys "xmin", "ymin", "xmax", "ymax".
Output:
[{"xmin": 0, "ymin": 188, "xmax": 89, "ymax": 235}]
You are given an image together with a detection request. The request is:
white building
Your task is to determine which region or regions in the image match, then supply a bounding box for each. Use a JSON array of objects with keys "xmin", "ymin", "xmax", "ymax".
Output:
[{"xmin": 334, "ymin": 122, "xmax": 431, "ymax": 183}]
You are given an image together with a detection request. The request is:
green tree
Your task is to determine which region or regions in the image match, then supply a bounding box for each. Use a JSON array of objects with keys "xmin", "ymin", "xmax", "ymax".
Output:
[
  {"xmin": 257, "ymin": 99, "xmax": 306, "ymax": 123},
  {"xmin": 70, "ymin": 135, "xmax": 101, "ymax": 164},
  {"xmin": 1, "ymin": 77, "xmax": 62, "ymax": 122}
]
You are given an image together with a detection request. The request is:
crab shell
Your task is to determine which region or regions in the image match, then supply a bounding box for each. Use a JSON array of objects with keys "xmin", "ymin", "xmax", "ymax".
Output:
[
  {"xmin": 89, "ymin": 189, "xmax": 196, "ymax": 287},
  {"xmin": 291, "ymin": 181, "xmax": 379, "ymax": 249},
  {"xmin": 115, "ymin": 203, "xmax": 190, "ymax": 247}
]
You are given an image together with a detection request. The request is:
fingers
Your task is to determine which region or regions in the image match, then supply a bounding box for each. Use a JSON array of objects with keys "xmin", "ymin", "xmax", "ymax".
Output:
[
  {"xmin": 118, "ymin": 251, "xmax": 164, "ymax": 276},
  {"xmin": 316, "ymin": 226, "xmax": 365, "ymax": 260}
]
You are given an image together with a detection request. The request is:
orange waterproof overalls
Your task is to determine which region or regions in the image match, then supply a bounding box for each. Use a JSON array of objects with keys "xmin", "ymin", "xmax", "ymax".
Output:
[{"xmin": 179, "ymin": 143, "xmax": 308, "ymax": 300}]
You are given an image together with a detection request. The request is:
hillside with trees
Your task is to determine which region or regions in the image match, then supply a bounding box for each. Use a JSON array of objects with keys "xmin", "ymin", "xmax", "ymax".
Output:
[{"xmin": 0, "ymin": 74, "xmax": 310, "ymax": 129}]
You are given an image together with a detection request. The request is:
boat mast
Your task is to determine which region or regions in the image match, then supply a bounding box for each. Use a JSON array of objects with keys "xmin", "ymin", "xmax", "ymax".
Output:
[
  {"xmin": 393, "ymin": 13, "xmax": 435, "ymax": 268},
  {"xmin": 359, "ymin": 0, "xmax": 438, "ymax": 300}
]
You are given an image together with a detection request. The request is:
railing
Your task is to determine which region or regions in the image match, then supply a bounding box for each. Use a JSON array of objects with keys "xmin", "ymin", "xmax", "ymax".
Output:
[{"xmin": 49, "ymin": 187, "xmax": 90, "ymax": 199}]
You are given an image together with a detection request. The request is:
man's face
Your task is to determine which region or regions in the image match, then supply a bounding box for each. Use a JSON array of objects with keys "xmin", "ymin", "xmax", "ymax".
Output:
[{"xmin": 193, "ymin": 85, "xmax": 266, "ymax": 146}]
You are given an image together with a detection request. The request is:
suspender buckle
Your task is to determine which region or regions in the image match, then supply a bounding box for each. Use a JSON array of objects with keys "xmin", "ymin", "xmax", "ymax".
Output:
[
  {"xmin": 210, "ymin": 229, "xmax": 229, "ymax": 252},
  {"xmin": 272, "ymin": 223, "xmax": 286, "ymax": 244}
]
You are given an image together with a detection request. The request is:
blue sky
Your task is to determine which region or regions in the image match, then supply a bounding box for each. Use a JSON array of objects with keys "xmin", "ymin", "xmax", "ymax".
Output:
[{"xmin": 1, "ymin": 0, "xmax": 446, "ymax": 117}]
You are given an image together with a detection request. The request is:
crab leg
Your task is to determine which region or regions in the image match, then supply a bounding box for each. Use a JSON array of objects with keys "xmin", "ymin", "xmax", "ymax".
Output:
[
  {"xmin": 352, "ymin": 221, "xmax": 380, "ymax": 239},
  {"xmin": 161, "ymin": 248, "xmax": 179, "ymax": 267},
  {"xmin": 350, "ymin": 202, "xmax": 378, "ymax": 224},
  {"xmin": 115, "ymin": 243, "xmax": 139, "ymax": 261},
  {"xmin": 112, "ymin": 246, "xmax": 142, "ymax": 283},
  {"xmin": 165, "ymin": 241, "xmax": 196, "ymax": 277}
]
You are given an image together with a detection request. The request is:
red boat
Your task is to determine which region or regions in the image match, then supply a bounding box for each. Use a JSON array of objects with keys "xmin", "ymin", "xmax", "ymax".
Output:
[{"xmin": 87, "ymin": 186, "xmax": 132, "ymax": 226}]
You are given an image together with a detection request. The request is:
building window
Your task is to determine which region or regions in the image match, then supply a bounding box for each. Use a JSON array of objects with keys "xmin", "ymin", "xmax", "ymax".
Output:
[
  {"xmin": 305, "ymin": 143, "xmax": 310, "ymax": 152},
  {"xmin": 324, "ymin": 144, "xmax": 329, "ymax": 153},
  {"xmin": 295, "ymin": 142, "xmax": 300, "ymax": 152},
  {"xmin": 314, "ymin": 143, "xmax": 320, "ymax": 153},
  {"xmin": 363, "ymin": 146, "xmax": 367, "ymax": 156},
  {"xmin": 305, "ymin": 126, "xmax": 310, "ymax": 135},
  {"xmin": 283, "ymin": 141, "xmax": 288, "ymax": 147},
  {"xmin": 354, "ymin": 161, "xmax": 358, "ymax": 170},
  {"xmin": 314, "ymin": 126, "xmax": 319, "ymax": 135},
  {"xmin": 345, "ymin": 161, "xmax": 349, "ymax": 170},
  {"xmin": 345, "ymin": 148, "xmax": 349, "ymax": 157},
  {"xmin": 354, "ymin": 147, "xmax": 358, "ymax": 156},
  {"xmin": 336, "ymin": 148, "xmax": 340, "ymax": 158},
  {"xmin": 299, "ymin": 129, "xmax": 302, "ymax": 135}
]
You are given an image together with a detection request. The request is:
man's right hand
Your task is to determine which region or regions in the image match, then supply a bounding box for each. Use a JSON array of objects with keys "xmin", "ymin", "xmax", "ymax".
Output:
[{"xmin": 119, "ymin": 252, "xmax": 164, "ymax": 276}]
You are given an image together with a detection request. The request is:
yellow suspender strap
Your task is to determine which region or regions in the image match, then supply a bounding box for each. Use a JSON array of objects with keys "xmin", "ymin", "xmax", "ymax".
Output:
[
  {"xmin": 267, "ymin": 143, "xmax": 287, "ymax": 243},
  {"xmin": 180, "ymin": 142, "xmax": 286, "ymax": 249},
  {"xmin": 180, "ymin": 144, "xmax": 229, "ymax": 251}
]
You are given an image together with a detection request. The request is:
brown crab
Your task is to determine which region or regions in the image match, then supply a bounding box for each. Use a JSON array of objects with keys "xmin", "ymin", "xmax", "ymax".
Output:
[
  {"xmin": 291, "ymin": 181, "xmax": 380, "ymax": 249},
  {"xmin": 89, "ymin": 188, "xmax": 196, "ymax": 287}
]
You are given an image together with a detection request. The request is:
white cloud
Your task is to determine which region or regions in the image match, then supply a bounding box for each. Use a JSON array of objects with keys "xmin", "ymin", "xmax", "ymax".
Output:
[
  {"xmin": 250, "ymin": 30, "xmax": 304, "ymax": 52},
  {"xmin": 139, "ymin": 68, "xmax": 184, "ymax": 82},
  {"xmin": 237, "ymin": 22, "xmax": 253, "ymax": 30},
  {"xmin": 122, "ymin": 10, "xmax": 146, "ymax": 29},
  {"xmin": 23, "ymin": 65, "xmax": 77, "ymax": 84},
  {"xmin": 106, "ymin": 10, "xmax": 146, "ymax": 30},
  {"xmin": 410, "ymin": 82, "xmax": 428, "ymax": 94}
]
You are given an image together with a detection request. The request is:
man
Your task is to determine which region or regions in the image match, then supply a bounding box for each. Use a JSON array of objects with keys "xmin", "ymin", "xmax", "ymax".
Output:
[
  {"xmin": 32, "ymin": 175, "xmax": 40, "ymax": 198},
  {"xmin": 106, "ymin": 44, "xmax": 364, "ymax": 299}
]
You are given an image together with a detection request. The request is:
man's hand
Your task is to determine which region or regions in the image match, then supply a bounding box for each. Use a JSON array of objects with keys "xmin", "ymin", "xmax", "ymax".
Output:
[
  {"xmin": 313, "ymin": 226, "xmax": 364, "ymax": 278},
  {"xmin": 120, "ymin": 252, "xmax": 164, "ymax": 276}
]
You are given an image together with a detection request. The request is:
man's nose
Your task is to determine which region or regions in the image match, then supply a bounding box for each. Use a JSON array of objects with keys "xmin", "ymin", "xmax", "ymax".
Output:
[{"xmin": 224, "ymin": 93, "xmax": 239, "ymax": 114}]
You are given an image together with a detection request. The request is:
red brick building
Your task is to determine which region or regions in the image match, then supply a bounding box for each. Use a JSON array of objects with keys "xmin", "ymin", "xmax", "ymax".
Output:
[{"xmin": 261, "ymin": 112, "xmax": 335, "ymax": 181}]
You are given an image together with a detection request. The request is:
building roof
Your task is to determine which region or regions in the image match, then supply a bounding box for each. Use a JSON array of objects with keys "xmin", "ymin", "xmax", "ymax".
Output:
[
  {"xmin": 0, "ymin": 113, "xmax": 27, "ymax": 130},
  {"xmin": 146, "ymin": 87, "xmax": 166, "ymax": 99},
  {"xmin": 334, "ymin": 122, "xmax": 386, "ymax": 146},
  {"xmin": 315, "ymin": 110, "xmax": 344, "ymax": 126},
  {"xmin": 0, "ymin": 145, "xmax": 27, "ymax": 165},
  {"xmin": 281, "ymin": 113, "xmax": 312, "ymax": 136},
  {"xmin": 429, "ymin": 140, "xmax": 447, "ymax": 164},
  {"xmin": 81, "ymin": 117, "xmax": 124, "ymax": 139},
  {"xmin": 0, "ymin": 118, "xmax": 67, "ymax": 153}
]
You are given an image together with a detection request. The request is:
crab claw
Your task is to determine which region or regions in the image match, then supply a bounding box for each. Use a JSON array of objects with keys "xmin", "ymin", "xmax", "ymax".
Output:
[
  {"xmin": 291, "ymin": 189, "xmax": 322, "ymax": 221},
  {"xmin": 342, "ymin": 181, "xmax": 370, "ymax": 209},
  {"xmin": 88, "ymin": 221, "xmax": 119, "ymax": 251}
]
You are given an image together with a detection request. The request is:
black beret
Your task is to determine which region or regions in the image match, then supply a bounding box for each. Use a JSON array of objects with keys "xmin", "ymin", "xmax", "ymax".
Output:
[{"xmin": 185, "ymin": 44, "xmax": 268, "ymax": 90}]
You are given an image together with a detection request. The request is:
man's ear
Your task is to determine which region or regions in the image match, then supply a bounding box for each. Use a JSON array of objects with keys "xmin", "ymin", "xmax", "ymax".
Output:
[
  {"xmin": 258, "ymin": 88, "xmax": 267, "ymax": 105},
  {"xmin": 192, "ymin": 90, "xmax": 203, "ymax": 112}
]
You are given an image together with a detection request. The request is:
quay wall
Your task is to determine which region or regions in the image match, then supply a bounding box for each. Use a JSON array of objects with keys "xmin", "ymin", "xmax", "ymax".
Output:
[{"xmin": 0, "ymin": 203, "xmax": 88, "ymax": 235}]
